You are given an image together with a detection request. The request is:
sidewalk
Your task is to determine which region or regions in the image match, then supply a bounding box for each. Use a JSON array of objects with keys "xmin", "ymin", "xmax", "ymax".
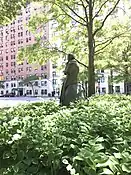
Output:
[{"xmin": 0, "ymin": 97, "xmax": 59, "ymax": 108}]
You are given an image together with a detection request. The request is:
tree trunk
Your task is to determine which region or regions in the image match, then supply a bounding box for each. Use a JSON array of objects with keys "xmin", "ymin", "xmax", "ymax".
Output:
[
  {"xmin": 108, "ymin": 69, "xmax": 114, "ymax": 94},
  {"xmin": 124, "ymin": 67, "xmax": 129, "ymax": 95},
  {"xmin": 85, "ymin": 81, "xmax": 88, "ymax": 98},
  {"xmin": 29, "ymin": 82, "xmax": 35, "ymax": 96},
  {"xmin": 87, "ymin": 0, "xmax": 95, "ymax": 97}
]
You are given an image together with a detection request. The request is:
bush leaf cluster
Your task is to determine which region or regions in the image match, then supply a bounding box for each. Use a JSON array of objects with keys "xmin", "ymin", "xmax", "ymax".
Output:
[{"xmin": 0, "ymin": 95, "xmax": 131, "ymax": 175}]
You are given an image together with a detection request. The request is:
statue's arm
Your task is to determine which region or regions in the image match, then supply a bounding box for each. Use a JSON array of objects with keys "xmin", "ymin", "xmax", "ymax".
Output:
[{"xmin": 64, "ymin": 62, "xmax": 73, "ymax": 75}]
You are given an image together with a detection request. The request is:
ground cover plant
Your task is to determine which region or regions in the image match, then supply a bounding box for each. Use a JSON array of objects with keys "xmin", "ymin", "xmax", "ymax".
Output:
[{"xmin": 0, "ymin": 95, "xmax": 131, "ymax": 175}]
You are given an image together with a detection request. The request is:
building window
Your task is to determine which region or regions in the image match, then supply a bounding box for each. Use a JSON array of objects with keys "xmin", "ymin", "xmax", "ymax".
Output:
[
  {"xmin": 6, "ymin": 63, "xmax": 8, "ymax": 67},
  {"xmin": 1, "ymin": 91, "xmax": 3, "ymax": 94},
  {"xmin": 6, "ymin": 83, "xmax": 8, "ymax": 88},
  {"xmin": 11, "ymin": 55, "xmax": 15, "ymax": 59},
  {"xmin": 101, "ymin": 69, "xmax": 104, "ymax": 73},
  {"xmin": 34, "ymin": 81, "xmax": 38, "ymax": 86},
  {"xmin": 5, "ymin": 29, "xmax": 9, "ymax": 34},
  {"xmin": 0, "ymin": 37, "xmax": 3, "ymax": 42},
  {"xmin": 5, "ymin": 42, "xmax": 8, "ymax": 47},
  {"xmin": 0, "ymin": 63, "xmax": 3, "ymax": 67},
  {"xmin": 11, "ymin": 34, "xmax": 15, "ymax": 39},
  {"xmin": 41, "ymin": 89, "xmax": 47, "ymax": 95},
  {"xmin": 52, "ymin": 79, "xmax": 57, "ymax": 85},
  {"xmin": 0, "ymin": 50, "xmax": 3, "ymax": 55},
  {"xmin": 52, "ymin": 71, "xmax": 56, "ymax": 77},
  {"xmin": 0, "ymin": 70, "xmax": 3, "ymax": 75},
  {"xmin": 11, "ymin": 48, "xmax": 15, "ymax": 52},
  {"xmin": 101, "ymin": 76, "xmax": 105, "ymax": 83},
  {"xmin": 11, "ymin": 83, "xmax": 16, "ymax": 87},
  {"xmin": 41, "ymin": 73, "xmax": 47, "ymax": 79},
  {"xmin": 115, "ymin": 86, "xmax": 120, "ymax": 93},
  {"xmin": 26, "ymin": 90, "xmax": 32, "ymax": 95},
  {"xmin": 6, "ymin": 70, "xmax": 8, "ymax": 74},
  {"xmin": 6, "ymin": 56, "xmax": 8, "ymax": 60},
  {"xmin": 52, "ymin": 64, "xmax": 57, "ymax": 69},
  {"xmin": 0, "ymin": 56, "xmax": 3, "ymax": 61},
  {"xmin": 18, "ymin": 68, "xmax": 21, "ymax": 73},
  {"xmin": 26, "ymin": 38, "xmax": 28, "ymax": 42},
  {"xmin": 18, "ymin": 25, "xmax": 23, "ymax": 30},
  {"xmin": 26, "ymin": 67, "xmax": 32, "ymax": 72},
  {"xmin": 41, "ymin": 81, "xmax": 47, "ymax": 86},
  {"xmin": 0, "ymin": 31, "xmax": 3, "ymax": 36},
  {"xmin": 0, "ymin": 43, "xmax": 3, "ymax": 48},
  {"xmin": 18, "ymin": 17, "xmax": 23, "ymax": 23},
  {"xmin": 6, "ymin": 90, "xmax": 8, "ymax": 94},
  {"xmin": 102, "ymin": 87, "xmax": 106, "ymax": 93},
  {"xmin": 11, "ymin": 76, "xmax": 16, "ymax": 80},
  {"xmin": 35, "ymin": 89, "xmax": 38, "ymax": 95},
  {"xmin": 10, "ymin": 27, "xmax": 15, "ymax": 32},
  {"xmin": 11, "ymin": 69, "xmax": 15, "ymax": 73},
  {"xmin": 11, "ymin": 62, "xmax": 16, "ymax": 66}
]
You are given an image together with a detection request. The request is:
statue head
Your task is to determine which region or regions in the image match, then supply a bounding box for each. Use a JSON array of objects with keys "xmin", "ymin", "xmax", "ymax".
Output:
[{"xmin": 67, "ymin": 54, "xmax": 75, "ymax": 62}]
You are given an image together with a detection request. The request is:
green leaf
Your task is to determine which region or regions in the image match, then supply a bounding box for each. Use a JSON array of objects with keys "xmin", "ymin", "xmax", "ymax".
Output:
[
  {"xmin": 101, "ymin": 168, "xmax": 113, "ymax": 175},
  {"xmin": 114, "ymin": 153, "xmax": 122, "ymax": 159},
  {"xmin": 122, "ymin": 164, "xmax": 131, "ymax": 173},
  {"xmin": 62, "ymin": 159, "xmax": 69, "ymax": 165}
]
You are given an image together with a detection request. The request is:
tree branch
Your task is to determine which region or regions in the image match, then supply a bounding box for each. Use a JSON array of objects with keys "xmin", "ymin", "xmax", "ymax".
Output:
[
  {"xmin": 80, "ymin": 0, "xmax": 89, "ymax": 26},
  {"xmin": 54, "ymin": 2, "xmax": 87, "ymax": 26},
  {"xmin": 42, "ymin": 40, "xmax": 89, "ymax": 69},
  {"xmin": 65, "ymin": 3, "xmax": 87, "ymax": 23},
  {"xmin": 93, "ymin": 0, "xmax": 109, "ymax": 20},
  {"xmin": 93, "ymin": 0, "xmax": 120, "ymax": 36},
  {"xmin": 75, "ymin": 58, "xmax": 88, "ymax": 69},
  {"xmin": 95, "ymin": 32, "xmax": 127, "ymax": 48},
  {"xmin": 95, "ymin": 39, "xmax": 113, "ymax": 55}
]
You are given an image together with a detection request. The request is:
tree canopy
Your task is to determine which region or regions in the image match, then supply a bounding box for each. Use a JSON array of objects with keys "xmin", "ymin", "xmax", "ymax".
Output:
[
  {"xmin": 17, "ymin": 0, "xmax": 131, "ymax": 96},
  {"xmin": 0, "ymin": 0, "xmax": 30, "ymax": 25}
]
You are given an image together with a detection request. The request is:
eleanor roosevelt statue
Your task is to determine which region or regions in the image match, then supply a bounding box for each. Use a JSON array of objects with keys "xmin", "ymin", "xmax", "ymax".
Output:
[{"xmin": 60, "ymin": 54, "xmax": 79, "ymax": 106}]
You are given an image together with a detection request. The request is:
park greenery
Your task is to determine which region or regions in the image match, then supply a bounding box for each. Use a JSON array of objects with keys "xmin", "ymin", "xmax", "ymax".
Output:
[
  {"xmin": 0, "ymin": 95, "xmax": 131, "ymax": 175},
  {"xmin": 0, "ymin": 0, "xmax": 28, "ymax": 25},
  {"xmin": 0, "ymin": 0, "xmax": 131, "ymax": 96},
  {"xmin": 1, "ymin": 1, "xmax": 131, "ymax": 174},
  {"xmin": 16, "ymin": 0, "xmax": 131, "ymax": 97}
]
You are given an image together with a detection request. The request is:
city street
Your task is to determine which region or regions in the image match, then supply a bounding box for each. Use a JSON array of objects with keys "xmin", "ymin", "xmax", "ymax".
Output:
[{"xmin": 0, "ymin": 97, "xmax": 59, "ymax": 108}]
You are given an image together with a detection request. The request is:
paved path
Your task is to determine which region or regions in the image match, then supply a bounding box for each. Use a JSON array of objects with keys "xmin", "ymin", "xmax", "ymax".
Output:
[{"xmin": 0, "ymin": 97, "xmax": 59, "ymax": 108}]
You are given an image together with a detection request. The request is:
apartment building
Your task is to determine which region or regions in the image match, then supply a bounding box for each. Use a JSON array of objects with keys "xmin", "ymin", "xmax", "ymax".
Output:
[
  {"xmin": 0, "ymin": 3, "xmax": 58, "ymax": 97},
  {"xmin": 96, "ymin": 70, "xmax": 125, "ymax": 94}
]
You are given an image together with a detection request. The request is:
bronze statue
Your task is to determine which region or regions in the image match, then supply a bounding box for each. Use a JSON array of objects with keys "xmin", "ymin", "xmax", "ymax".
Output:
[{"xmin": 60, "ymin": 54, "xmax": 79, "ymax": 106}]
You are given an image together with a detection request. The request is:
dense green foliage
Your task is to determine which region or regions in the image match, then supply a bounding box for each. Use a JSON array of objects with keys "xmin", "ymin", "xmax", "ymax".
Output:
[
  {"xmin": 0, "ymin": 0, "xmax": 28, "ymax": 25},
  {"xmin": 0, "ymin": 95, "xmax": 131, "ymax": 175}
]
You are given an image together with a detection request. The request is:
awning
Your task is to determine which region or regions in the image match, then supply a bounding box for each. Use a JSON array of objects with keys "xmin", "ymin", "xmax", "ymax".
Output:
[{"xmin": 12, "ymin": 88, "xmax": 23, "ymax": 91}]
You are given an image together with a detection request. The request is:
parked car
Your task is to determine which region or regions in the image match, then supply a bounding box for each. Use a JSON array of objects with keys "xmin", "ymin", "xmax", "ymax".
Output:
[{"xmin": 4, "ymin": 93, "xmax": 15, "ymax": 97}]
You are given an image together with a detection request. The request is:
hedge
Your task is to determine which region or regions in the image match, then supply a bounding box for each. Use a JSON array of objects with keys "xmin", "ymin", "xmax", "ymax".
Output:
[{"xmin": 0, "ymin": 95, "xmax": 131, "ymax": 175}]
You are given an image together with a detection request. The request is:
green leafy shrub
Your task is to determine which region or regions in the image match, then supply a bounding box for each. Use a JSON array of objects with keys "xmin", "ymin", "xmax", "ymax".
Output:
[{"xmin": 0, "ymin": 95, "xmax": 131, "ymax": 175}]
